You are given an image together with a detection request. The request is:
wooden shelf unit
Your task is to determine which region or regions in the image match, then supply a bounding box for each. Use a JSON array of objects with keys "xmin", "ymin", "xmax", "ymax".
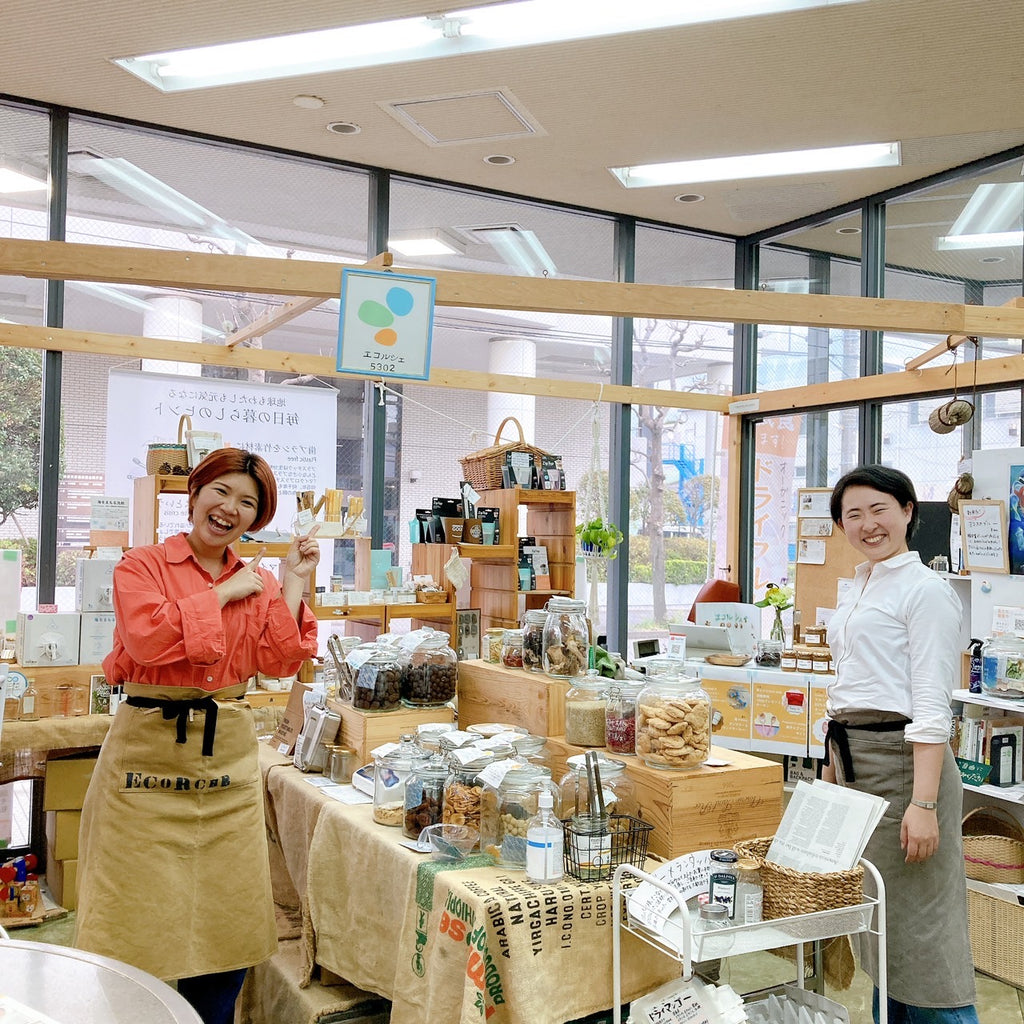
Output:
[{"xmin": 467, "ymin": 487, "xmax": 576, "ymax": 632}]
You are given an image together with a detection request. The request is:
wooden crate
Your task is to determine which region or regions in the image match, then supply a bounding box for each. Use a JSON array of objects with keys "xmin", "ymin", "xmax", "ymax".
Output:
[
  {"xmin": 546, "ymin": 735, "xmax": 784, "ymax": 860},
  {"xmin": 327, "ymin": 699, "xmax": 455, "ymax": 764},
  {"xmin": 456, "ymin": 659, "xmax": 570, "ymax": 737}
]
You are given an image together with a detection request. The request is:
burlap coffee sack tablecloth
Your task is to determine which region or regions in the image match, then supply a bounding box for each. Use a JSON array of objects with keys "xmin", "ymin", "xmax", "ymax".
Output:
[
  {"xmin": 305, "ymin": 798, "xmax": 678, "ymax": 1024},
  {"xmin": 0, "ymin": 716, "xmax": 111, "ymax": 784}
]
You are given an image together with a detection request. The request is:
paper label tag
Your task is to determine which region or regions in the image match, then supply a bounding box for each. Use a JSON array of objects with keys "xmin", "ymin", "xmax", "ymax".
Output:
[
  {"xmin": 476, "ymin": 758, "xmax": 521, "ymax": 788},
  {"xmin": 371, "ymin": 741, "xmax": 400, "ymax": 759}
]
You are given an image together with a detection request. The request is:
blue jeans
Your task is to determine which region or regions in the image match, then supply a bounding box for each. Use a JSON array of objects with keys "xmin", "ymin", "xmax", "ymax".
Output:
[
  {"xmin": 177, "ymin": 968, "xmax": 248, "ymax": 1024},
  {"xmin": 873, "ymin": 988, "xmax": 980, "ymax": 1024}
]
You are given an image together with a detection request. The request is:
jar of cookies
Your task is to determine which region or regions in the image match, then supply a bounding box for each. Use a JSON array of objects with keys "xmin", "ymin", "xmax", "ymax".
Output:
[
  {"xmin": 635, "ymin": 671, "xmax": 712, "ymax": 770},
  {"xmin": 403, "ymin": 756, "xmax": 448, "ymax": 840},
  {"xmin": 542, "ymin": 597, "xmax": 591, "ymax": 680},
  {"xmin": 373, "ymin": 734, "xmax": 428, "ymax": 826},
  {"xmin": 353, "ymin": 645, "xmax": 406, "ymax": 712},
  {"xmin": 480, "ymin": 763, "xmax": 559, "ymax": 867},
  {"xmin": 402, "ymin": 630, "xmax": 458, "ymax": 707},
  {"xmin": 443, "ymin": 748, "xmax": 495, "ymax": 838}
]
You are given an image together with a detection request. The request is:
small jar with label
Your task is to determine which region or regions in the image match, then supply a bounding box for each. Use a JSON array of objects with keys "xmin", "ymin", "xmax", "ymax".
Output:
[
  {"xmin": 501, "ymin": 628, "xmax": 525, "ymax": 668},
  {"xmin": 484, "ymin": 627, "xmax": 505, "ymax": 664},
  {"xmin": 804, "ymin": 624, "xmax": 828, "ymax": 647},
  {"xmin": 403, "ymin": 756, "xmax": 448, "ymax": 840},
  {"xmin": 636, "ymin": 671, "xmax": 712, "ymax": 770},
  {"xmin": 708, "ymin": 848, "xmax": 739, "ymax": 920},
  {"xmin": 735, "ymin": 857, "xmax": 763, "ymax": 924},
  {"xmin": 811, "ymin": 650, "xmax": 832, "ymax": 674},
  {"xmin": 565, "ymin": 671, "xmax": 609, "ymax": 747},
  {"xmin": 373, "ymin": 734, "xmax": 428, "ymax": 827},
  {"xmin": 521, "ymin": 609, "xmax": 548, "ymax": 672},
  {"xmin": 795, "ymin": 650, "xmax": 814, "ymax": 674},
  {"xmin": 605, "ymin": 680, "xmax": 643, "ymax": 755},
  {"xmin": 780, "ymin": 648, "xmax": 797, "ymax": 672}
]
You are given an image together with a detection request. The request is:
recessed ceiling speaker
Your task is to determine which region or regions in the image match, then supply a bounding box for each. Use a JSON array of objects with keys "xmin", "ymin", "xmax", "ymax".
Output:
[{"xmin": 326, "ymin": 121, "xmax": 361, "ymax": 135}]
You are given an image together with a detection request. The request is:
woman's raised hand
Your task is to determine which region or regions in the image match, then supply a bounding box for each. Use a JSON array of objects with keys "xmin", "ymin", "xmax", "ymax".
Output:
[
  {"xmin": 217, "ymin": 547, "xmax": 267, "ymax": 604},
  {"xmin": 284, "ymin": 524, "xmax": 321, "ymax": 580}
]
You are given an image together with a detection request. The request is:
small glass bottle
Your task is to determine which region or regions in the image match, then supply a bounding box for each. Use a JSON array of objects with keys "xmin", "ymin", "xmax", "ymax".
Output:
[
  {"xmin": 373, "ymin": 734, "xmax": 427, "ymax": 827},
  {"xmin": 525, "ymin": 790, "xmax": 564, "ymax": 883},
  {"xmin": 501, "ymin": 628, "xmax": 525, "ymax": 669},
  {"xmin": 605, "ymin": 680, "xmax": 642, "ymax": 755},
  {"xmin": 564, "ymin": 671, "xmax": 608, "ymax": 747},
  {"xmin": 735, "ymin": 857, "xmax": 763, "ymax": 924},
  {"xmin": 542, "ymin": 597, "xmax": 591, "ymax": 680},
  {"xmin": 483, "ymin": 628, "xmax": 505, "ymax": 664},
  {"xmin": 19, "ymin": 677, "xmax": 40, "ymax": 721},
  {"xmin": 327, "ymin": 745, "xmax": 356, "ymax": 785},
  {"xmin": 403, "ymin": 756, "xmax": 448, "ymax": 840},
  {"xmin": 636, "ymin": 671, "xmax": 712, "ymax": 770},
  {"xmin": 521, "ymin": 609, "xmax": 548, "ymax": 673},
  {"xmin": 708, "ymin": 848, "xmax": 739, "ymax": 920}
]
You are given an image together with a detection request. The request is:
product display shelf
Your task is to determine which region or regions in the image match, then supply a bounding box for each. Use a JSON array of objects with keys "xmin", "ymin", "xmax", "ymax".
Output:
[
  {"xmin": 456, "ymin": 658, "xmax": 570, "ymax": 737},
  {"xmin": 953, "ymin": 689, "xmax": 1024, "ymax": 805},
  {"xmin": 467, "ymin": 487, "xmax": 576, "ymax": 633},
  {"xmin": 611, "ymin": 860, "xmax": 888, "ymax": 1024}
]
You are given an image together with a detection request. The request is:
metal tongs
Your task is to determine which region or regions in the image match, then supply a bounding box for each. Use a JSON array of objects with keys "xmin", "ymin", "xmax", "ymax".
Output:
[
  {"xmin": 326, "ymin": 635, "xmax": 353, "ymax": 701},
  {"xmin": 583, "ymin": 749, "xmax": 608, "ymax": 828}
]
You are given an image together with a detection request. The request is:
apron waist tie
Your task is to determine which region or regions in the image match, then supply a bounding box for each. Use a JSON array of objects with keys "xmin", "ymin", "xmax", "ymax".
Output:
[
  {"xmin": 125, "ymin": 695, "xmax": 220, "ymax": 757},
  {"xmin": 823, "ymin": 716, "xmax": 910, "ymax": 783}
]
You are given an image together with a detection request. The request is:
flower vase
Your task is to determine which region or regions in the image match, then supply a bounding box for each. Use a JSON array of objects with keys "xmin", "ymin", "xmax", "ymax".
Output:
[{"xmin": 769, "ymin": 608, "xmax": 787, "ymax": 646}]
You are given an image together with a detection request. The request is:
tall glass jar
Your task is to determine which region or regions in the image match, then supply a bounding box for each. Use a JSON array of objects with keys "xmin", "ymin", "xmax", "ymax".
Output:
[
  {"xmin": 981, "ymin": 634, "xmax": 1024, "ymax": 699},
  {"xmin": 480, "ymin": 763, "xmax": 559, "ymax": 866},
  {"xmin": 337, "ymin": 639, "xmax": 374, "ymax": 703},
  {"xmin": 353, "ymin": 646, "xmax": 406, "ymax": 712},
  {"xmin": 521, "ymin": 609, "xmax": 548, "ymax": 672},
  {"xmin": 564, "ymin": 671, "xmax": 609, "ymax": 747},
  {"xmin": 403, "ymin": 630, "xmax": 458, "ymax": 707},
  {"xmin": 443, "ymin": 748, "xmax": 494, "ymax": 836},
  {"xmin": 542, "ymin": 597, "xmax": 590, "ymax": 680},
  {"xmin": 403, "ymin": 756, "xmax": 448, "ymax": 840},
  {"xmin": 373, "ymin": 734, "xmax": 427, "ymax": 826},
  {"xmin": 605, "ymin": 679, "xmax": 643, "ymax": 755},
  {"xmin": 511, "ymin": 733, "xmax": 549, "ymax": 769},
  {"xmin": 559, "ymin": 753, "xmax": 637, "ymax": 819},
  {"xmin": 636, "ymin": 671, "xmax": 712, "ymax": 770}
]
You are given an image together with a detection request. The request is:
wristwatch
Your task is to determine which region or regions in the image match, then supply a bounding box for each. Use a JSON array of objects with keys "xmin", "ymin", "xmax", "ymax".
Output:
[{"xmin": 910, "ymin": 798, "xmax": 938, "ymax": 810}]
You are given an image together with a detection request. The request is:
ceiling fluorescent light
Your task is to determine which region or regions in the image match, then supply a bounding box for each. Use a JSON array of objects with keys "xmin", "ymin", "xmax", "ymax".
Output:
[
  {"xmin": 935, "ymin": 231, "xmax": 1024, "ymax": 251},
  {"xmin": 934, "ymin": 182, "xmax": 1023, "ymax": 250},
  {"xmin": 474, "ymin": 226, "xmax": 557, "ymax": 277},
  {"xmin": 113, "ymin": 0, "xmax": 864, "ymax": 92},
  {"xmin": 388, "ymin": 229, "xmax": 465, "ymax": 257},
  {"xmin": 611, "ymin": 141, "xmax": 901, "ymax": 188},
  {"xmin": 0, "ymin": 158, "xmax": 48, "ymax": 194},
  {"xmin": 68, "ymin": 150, "xmax": 259, "ymax": 248}
]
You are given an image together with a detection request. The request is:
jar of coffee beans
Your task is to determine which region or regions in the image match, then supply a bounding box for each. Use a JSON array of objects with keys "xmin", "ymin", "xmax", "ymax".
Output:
[
  {"xmin": 353, "ymin": 646, "xmax": 406, "ymax": 712},
  {"xmin": 402, "ymin": 630, "xmax": 458, "ymax": 707}
]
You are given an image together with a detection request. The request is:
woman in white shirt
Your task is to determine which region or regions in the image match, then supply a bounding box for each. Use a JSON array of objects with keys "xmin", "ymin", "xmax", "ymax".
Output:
[{"xmin": 824, "ymin": 465, "xmax": 978, "ymax": 1024}]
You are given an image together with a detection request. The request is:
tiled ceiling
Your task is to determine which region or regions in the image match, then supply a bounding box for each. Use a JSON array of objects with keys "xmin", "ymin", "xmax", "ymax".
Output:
[{"xmin": 2, "ymin": 0, "xmax": 1023, "ymax": 268}]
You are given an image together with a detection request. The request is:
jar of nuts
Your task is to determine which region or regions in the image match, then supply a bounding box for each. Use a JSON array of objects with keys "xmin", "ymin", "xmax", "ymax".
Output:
[
  {"xmin": 542, "ymin": 598, "xmax": 591, "ymax": 680},
  {"xmin": 353, "ymin": 646, "xmax": 407, "ymax": 712},
  {"xmin": 402, "ymin": 630, "xmax": 458, "ymax": 708},
  {"xmin": 481, "ymin": 763, "xmax": 559, "ymax": 867},
  {"xmin": 521, "ymin": 609, "xmax": 548, "ymax": 672},
  {"xmin": 374, "ymin": 734, "xmax": 428, "ymax": 827},
  {"xmin": 635, "ymin": 671, "xmax": 712, "ymax": 771},
  {"xmin": 443, "ymin": 748, "xmax": 495, "ymax": 839},
  {"xmin": 403, "ymin": 757, "xmax": 448, "ymax": 840}
]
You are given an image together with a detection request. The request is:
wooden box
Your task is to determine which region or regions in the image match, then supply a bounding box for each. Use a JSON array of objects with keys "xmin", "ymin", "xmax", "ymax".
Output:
[
  {"xmin": 456, "ymin": 659, "xmax": 570, "ymax": 737},
  {"xmin": 327, "ymin": 699, "xmax": 455, "ymax": 764},
  {"xmin": 545, "ymin": 735, "xmax": 784, "ymax": 861}
]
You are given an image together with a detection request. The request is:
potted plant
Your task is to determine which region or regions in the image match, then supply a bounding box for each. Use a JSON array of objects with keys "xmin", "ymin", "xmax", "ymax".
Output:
[
  {"xmin": 575, "ymin": 517, "xmax": 624, "ymax": 560},
  {"xmin": 754, "ymin": 582, "xmax": 794, "ymax": 644}
]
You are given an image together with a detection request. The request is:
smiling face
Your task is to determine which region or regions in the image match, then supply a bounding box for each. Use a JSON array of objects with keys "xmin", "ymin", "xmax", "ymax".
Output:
[
  {"xmin": 838, "ymin": 484, "xmax": 913, "ymax": 564},
  {"xmin": 188, "ymin": 472, "xmax": 261, "ymax": 556}
]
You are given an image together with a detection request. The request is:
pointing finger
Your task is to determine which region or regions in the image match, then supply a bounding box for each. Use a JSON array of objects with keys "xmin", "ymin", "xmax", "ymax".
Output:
[
  {"xmin": 305, "ymin": 523, "xmax": 321, "ymax": 540},
  {"xmin": 248, "ymin": 546, "xmax": 267, "ymax": 572}
]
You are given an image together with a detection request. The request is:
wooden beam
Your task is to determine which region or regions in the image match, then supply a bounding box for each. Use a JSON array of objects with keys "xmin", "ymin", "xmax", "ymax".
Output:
[
  {"xmin": 0, "ymin": 322, "xmax": 730, "ymax": 413},
  {"xmin": 5, "ymin": 239, "xmax": 1024, "ymax": 338},
  {"xmin": 225, "ymin": 295, "xmax": 324, "ymax": 349},
  {"xmin": 904, "ymin": 297, "xmax": 1024, "ymax": 371}
]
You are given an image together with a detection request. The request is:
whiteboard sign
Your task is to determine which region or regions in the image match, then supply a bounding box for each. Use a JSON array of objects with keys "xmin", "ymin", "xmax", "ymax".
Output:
[
  {"xmin": 960, "ymin": 499, "xmax": 1009, "ymax": 574},
  {"xmin": 337, "ymin": 269, "xmax": 435, "ymax": 381}
]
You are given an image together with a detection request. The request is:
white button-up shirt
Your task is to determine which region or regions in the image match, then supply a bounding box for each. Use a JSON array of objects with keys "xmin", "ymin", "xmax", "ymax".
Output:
[{"xmin": 826, "ymin": 550, "xmax": 962, "ymax": 745}]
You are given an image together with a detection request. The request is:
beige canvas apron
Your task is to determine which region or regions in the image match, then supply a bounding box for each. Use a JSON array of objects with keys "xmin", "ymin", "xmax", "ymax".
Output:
[{"xmin": 75, "ymin": 683, "xmax": 277, "ymax": 981}]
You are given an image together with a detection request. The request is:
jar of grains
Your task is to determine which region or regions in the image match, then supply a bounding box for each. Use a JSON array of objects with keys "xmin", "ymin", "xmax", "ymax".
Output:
[
  {"xmin": 521, "ymin": 609, "xmax": 548, "ymax": 672},
  {"xmin": 374, "ymin": 734, "xmax": 428, "ymax": 826},
  {"xmin": 564, "ymin": 671, "xmax": 609, "ymax": 747},
  {"xmin": 635, "ymin": 671, "xmax": 712, "ymax": 770}
]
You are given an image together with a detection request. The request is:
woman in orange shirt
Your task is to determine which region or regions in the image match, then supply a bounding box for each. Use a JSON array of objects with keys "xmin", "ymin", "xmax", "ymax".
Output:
[{"xmin": 76, "ymin": 449, "xmax": 320, "ymax": 1024}]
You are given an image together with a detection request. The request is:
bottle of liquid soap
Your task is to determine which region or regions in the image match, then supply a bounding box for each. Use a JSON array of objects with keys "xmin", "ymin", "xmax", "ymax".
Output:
[{"xmin": 525, "ymin": 790, "xmax": 564, "ymax": 883}]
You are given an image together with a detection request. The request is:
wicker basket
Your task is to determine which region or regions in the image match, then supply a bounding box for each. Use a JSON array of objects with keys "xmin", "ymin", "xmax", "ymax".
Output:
[
  {"xmin": 416, "ymin": 591, "xmax": 448, "ymax": 604},
  {"xmin": 967, "ymin": 886, "xmax": 1024, "ymax": 987},
  {"xmin": 962, "ymin": 805, "xmax": 1024, "ymax": 884},
  {"xmin": 146, "ymin": 414, "xmax": 192, "ymax": 476},
  {"xmin": 734, "ymin": 836, "xmax": 864, "ymax": 920},
  {"xmin": 459, "ymin": 417, "xmax": 548, "ymax": 491}
]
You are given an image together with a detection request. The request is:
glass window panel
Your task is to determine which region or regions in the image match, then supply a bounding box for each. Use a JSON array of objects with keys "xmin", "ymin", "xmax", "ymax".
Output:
[{"xmin": 880, "ymin": 398, "xmax": 965, "ymax": 503}]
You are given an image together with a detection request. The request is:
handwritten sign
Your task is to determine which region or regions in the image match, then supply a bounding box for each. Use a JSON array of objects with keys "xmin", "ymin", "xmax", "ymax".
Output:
[
  {"xmin": 960, "ymin": 499, "xmax": 1009, "ymax": 574},
  {"xmin": 956, "ymin": 757, "xmax": 992, "ymax": 787}
]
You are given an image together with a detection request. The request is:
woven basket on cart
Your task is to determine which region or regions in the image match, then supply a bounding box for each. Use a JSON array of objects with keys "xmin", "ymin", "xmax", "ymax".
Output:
[
  {"xmin": 146, "ymin": 414, "xmax": 192, "ymax": 476},
  {"xmin": 733, "ymin": 836, "xmax": 864, "ymax": 920},
  {"xmin": 459, "ymin": 416, "xmax": 548, "ymax": 491},
  {"xmin": 962, "ymin": 805, "xmax": 1024, "ymax": 884}
]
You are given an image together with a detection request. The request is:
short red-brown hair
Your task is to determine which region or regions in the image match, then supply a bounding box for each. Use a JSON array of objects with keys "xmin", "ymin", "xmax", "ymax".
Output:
[{"xmin": 187, "ymin": 448, "xmax": 278, "ymax": 532}]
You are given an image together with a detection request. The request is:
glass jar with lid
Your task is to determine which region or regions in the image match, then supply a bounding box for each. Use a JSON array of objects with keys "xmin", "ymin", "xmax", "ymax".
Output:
[
  {"xmin": 643, "ymin": 657, "xmax": 684, "ymax": 679},
  {"xmin": 510, "ymin": 733, "xmax": 549, "ymax": 768},
  {"xmin": 521, "ymin": 609, "xmax": 548, "ymax": 672},
  {"xmin": 981, "ymin": 634, "xmax": 1024, "ymax": 699},
  {"xmin": 352, "ymin": 645, "xmax": 406, "ymax": 712},
  {"xmin": 564, "ymin": 671, "xmax": 609, "ymax": 747},
  {"xmin": 559, "ymin": 753, "xmax": 637, "ymax": 819},
  {"xmin": 403, "ymin": 756, "xmax": 448, "ymax": 840},
  {"xmin": 443, "ymin": 747, "xmax": 495, "ymax": 836},
  {"xmin": 636, "ymin": 671, "xmax": 712, "ymax": 770},
  {"xmin": 480, "ymin": 763, "xmax": 560, "ymax": 867},
  {"xmin": 500, "ymin": 629, "xmax": 525, "ymax": 668},
  {"xmin": 542, "ymin": 597, "xmax": 591, "ymax": 680},
  {"xmin": 336, "ymin": 638, "xmax": 372, "ymax": 703},
  {"xmin": 402, "ymin": 630, "xmax": 458, "ymax": 707},
  {"xmin": 605, "ymin": 679, "xmax": 643, "ymax": 755},
  {"xmin": 417, "ymin": 722, "xmax": 458, "ymax": 755},
  {"xmin": 483, "ymin": 627, "xmax": 505, "ymax": 664},
  {"xmin": 373, "ymin": 734, "xmax": 428, "ymax": 826}
]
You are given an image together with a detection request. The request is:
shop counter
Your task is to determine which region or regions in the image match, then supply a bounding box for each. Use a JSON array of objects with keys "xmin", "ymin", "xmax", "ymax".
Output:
[{"xmin": 263, "ymin": 758, "xmax": 678, "ymax": 1024}]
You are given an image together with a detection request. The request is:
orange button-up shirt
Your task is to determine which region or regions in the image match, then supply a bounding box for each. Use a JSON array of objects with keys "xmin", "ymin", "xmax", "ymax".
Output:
[{"xmin": 102, "ymin": 533, "xmax": 318, "ymax": 690}]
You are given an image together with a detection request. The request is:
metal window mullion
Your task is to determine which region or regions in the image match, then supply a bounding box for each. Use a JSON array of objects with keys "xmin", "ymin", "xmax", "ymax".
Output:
[
  {"xmin": 734, "ymin": 239, "xmax": 758, "ymax": 599},
  {"xmin": 858, "ymin": 198, "xmax": 885, "ymax": 465}
]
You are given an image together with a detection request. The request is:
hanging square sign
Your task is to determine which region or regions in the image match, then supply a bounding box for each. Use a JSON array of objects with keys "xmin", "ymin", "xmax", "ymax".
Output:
[{"xmin": 336, "ymin": 268, "xmax": 436, "ymax": 381}]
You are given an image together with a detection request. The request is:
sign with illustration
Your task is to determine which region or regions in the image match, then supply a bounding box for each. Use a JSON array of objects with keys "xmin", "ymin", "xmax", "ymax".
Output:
[
  {"xmin": 1010, "ymin": 466, "xmax": 1024, "ymax": 573},
  {"xmin": 337, "ymin": 268, "xmax": 436, "ymax": 381},
  {"xmin": 695, "ymin": 602, "xmax": 760, "ymax": 655}
]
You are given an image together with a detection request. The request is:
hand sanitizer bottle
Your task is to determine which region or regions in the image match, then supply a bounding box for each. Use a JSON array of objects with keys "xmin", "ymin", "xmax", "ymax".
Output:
[{"xmin": 526, "ymin": 791, "xmax": 564, "ymax": 883}]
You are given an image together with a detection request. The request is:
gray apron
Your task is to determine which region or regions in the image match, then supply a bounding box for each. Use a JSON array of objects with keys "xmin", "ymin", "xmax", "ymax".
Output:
[
  {"xmin": 831, "ymin": 726, "xmax": 976, "ymax": 1008},
  {"xmin": 75, "ymin": 684, "xmax": 277, "ymax": 981}
]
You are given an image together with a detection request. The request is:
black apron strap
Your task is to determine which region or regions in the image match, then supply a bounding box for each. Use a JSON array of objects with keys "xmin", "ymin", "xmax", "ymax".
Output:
[
  {"xmin": 125, "ymin": 695, "xmax": 220, "ymax": 757},
  {"xmin": 824, "ymin": 716, "xmax": 909, "ymax": 783}
]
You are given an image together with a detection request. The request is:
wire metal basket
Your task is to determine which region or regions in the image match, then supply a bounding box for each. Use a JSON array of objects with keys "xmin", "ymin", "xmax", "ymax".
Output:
[{"xmin": 563, "ymin": 813, "xmax": 653, "ymax": 883}]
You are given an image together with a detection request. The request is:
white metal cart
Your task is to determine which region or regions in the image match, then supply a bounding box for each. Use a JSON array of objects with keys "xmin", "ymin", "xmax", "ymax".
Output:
[{"xmin": 611, "ymin": 859, "xmax": 888, "ymax": 1024}]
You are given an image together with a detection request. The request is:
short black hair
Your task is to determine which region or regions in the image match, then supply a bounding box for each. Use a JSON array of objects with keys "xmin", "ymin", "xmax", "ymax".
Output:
[{"xmin": 830, "ymin": 465, "xmax": 920, "ymax": 540}]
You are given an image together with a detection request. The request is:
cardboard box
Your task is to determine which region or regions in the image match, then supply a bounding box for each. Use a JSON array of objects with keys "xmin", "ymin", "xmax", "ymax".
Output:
[
  {"xmin": 47, "ymin": 857, "xmax": 78, "ymax": 910},
  {"xmin": 269, "ymin": 682, "xmax": 312, "ymax": 756},
  {"xmin": 43, "ymin": 755, "xmax": 98, "ymax": 811},
  {"xmin": 79, "ymin": 612, "xmax": 116, "ymax": 664},
  {"xmin": 45, "ymin": 809, "xmax": 82, "ymax": 861},
  {"xmin": 75, "ymin": 557, "xmax": 118, "ymax": 613},
  {"xmin": 16, "ymin": 611, "xmax": 82, "ymax": 667}
]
